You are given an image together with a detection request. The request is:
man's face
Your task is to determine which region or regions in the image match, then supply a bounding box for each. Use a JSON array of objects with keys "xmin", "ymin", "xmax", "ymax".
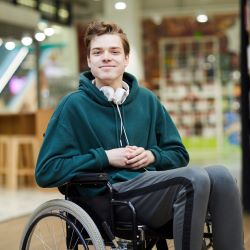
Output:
[{"xmin": 87, "ymin": 34, "xmax": 129, "ymax": 88}]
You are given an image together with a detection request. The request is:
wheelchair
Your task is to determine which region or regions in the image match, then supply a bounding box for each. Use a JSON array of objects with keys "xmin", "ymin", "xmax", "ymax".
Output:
[{"xmin": 20, "ymin": 172, "xmax": 213, "ymax": 250}]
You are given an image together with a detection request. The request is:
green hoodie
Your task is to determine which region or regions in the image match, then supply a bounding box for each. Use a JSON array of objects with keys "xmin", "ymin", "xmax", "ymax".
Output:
[{"xmin": 35, "ymin": 71, "xmax": 189, "ymax": 195}]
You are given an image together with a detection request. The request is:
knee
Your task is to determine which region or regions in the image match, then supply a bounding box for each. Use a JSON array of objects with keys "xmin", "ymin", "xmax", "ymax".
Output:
[
  {"xmin": 182, "ymin": 167, "xmax": 211, "ymax": 195},
  {"xmin": 205, "ymin": 166, "xmax": 242, "ymax": 210},
  {"xmin": 206, "ymin": 165, "xmax": 238, "ymax": 191},
  {"xmin": 174, "ymin": 167, "xmax": 211, "ymax": 206}
]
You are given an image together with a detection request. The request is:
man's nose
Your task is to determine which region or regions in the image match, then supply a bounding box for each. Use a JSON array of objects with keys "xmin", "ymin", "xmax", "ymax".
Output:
[{"xmin": 102, "ymin": 50, "xmax": 111, "ymax": 60}]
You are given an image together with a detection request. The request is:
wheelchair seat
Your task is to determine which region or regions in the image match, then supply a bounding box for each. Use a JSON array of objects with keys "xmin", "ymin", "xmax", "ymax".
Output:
[{"xmin": 20, "ymin": 172, "xmax": 213, "ymax": 250}]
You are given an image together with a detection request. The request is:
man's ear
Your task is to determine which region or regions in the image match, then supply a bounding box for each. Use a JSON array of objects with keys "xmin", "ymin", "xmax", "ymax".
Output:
[
  {"xmin": 87, "ymin": 56, "xmax": 91, "ymax": 68},
  {"xmin": 125, "ymin": 54, "xmax": 129, "ymax": 67}
]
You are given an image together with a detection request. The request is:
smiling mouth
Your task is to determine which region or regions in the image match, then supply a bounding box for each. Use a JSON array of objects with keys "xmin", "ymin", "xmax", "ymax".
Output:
[{"xmin": 99, "ymin": 65, "xmax": 115, "ymax": 68}]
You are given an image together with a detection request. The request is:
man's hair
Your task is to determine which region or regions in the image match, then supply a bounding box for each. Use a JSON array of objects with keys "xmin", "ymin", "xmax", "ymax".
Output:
[{"xmin": 84, "ymin": 21, "xmax": 130, "ymax": 56}]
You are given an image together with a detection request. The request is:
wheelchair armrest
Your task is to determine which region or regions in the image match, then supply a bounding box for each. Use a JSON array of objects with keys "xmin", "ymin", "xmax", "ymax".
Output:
[
  {"xmin": 58, "ymin": 173, "xmax": 110, "ymax": 196},
  {"xmin": 70, "ymin": 172, "xmax": 109, "ymax": 185}
]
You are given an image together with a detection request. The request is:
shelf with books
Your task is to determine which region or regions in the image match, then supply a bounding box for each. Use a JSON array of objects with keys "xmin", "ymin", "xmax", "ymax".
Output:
[{"xmin": 159, "ymin": 36, "xmax": 223, "ymax": 148}]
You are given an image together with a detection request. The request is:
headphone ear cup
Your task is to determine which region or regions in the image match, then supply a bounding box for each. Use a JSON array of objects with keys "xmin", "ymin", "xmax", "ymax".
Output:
[
  {"xmin": 113, "ymin": 88, "xmax": 128, "ymax": 104},
  {"xmin": 100, "ymin": 86, "xmax": 115, "ymax": 102},
  {"xmin": 100, "ymin": 86, "xmax": 129, "ymax": 104}
]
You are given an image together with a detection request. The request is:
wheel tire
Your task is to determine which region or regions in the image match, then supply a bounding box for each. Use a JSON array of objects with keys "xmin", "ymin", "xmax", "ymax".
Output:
[{"xmin": 19, "ymin": 199, "xmax": 105, "ymax": 250}]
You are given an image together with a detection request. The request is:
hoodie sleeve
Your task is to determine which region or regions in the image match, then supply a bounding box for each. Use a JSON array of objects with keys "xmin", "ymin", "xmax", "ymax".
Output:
[
  {"xmin": 35, "ymin": 98, "xmax": 109, "ymax": 188},
  {"xmin": 150, "ymin": 103, "xmax": 189, "ymax": 171}
]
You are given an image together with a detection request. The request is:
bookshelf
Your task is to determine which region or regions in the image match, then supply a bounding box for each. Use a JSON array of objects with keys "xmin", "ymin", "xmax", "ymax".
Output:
[{"xmin": 159, "ymin": 36, "xmax": 223, "ymax": 148}]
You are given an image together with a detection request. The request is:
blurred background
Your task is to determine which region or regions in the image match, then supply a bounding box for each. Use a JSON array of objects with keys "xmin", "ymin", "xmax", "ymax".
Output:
[{"xmin": 0, "ymin": 0, "xmax": 249, "ymax": 248}]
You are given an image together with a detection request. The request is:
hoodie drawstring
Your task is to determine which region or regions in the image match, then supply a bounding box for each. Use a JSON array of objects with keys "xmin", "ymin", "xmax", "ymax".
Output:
[{"xmin": 115, "ymin": 103, "xmax": 129, "ymax": 147}]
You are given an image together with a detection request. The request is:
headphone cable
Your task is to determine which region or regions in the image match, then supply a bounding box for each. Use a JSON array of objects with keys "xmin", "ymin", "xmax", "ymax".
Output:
[{"xmin": 116, "ymin": 103, "xmax": 129, "ymax": 147}]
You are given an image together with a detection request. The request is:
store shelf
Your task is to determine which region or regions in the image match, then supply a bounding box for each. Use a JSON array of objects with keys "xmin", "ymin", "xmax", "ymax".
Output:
[{"xmin": 159, "ymin": 36, "xmax": 223, "ymax": 147}]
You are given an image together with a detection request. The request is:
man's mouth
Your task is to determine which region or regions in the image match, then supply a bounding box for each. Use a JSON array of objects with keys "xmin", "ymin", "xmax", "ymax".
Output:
[{"xmin": 99, "ymin": 65, "xmax": 115, "ymax": 68}]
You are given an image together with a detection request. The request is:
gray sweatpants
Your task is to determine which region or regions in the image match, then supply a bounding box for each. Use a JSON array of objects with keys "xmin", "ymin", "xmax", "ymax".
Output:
[{"xmin": 113, "ymin": 165, "xmax": 244, "ymax": 250}]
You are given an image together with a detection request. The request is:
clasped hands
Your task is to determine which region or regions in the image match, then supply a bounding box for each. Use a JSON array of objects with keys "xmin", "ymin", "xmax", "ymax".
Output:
[{"xmin": 105, "ymin": 146, "xmax": 155, "ymax": 170}]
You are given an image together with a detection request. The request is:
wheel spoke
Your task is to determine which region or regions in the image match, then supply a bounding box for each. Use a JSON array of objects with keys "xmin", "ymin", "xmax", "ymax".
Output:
[
  {"xmin": 33, "ymin": 232, "xmax": 53, "ymax": 250},
  {"xmin": 51, "ymin": 220, "xmax": 58, "ymax": 250}
]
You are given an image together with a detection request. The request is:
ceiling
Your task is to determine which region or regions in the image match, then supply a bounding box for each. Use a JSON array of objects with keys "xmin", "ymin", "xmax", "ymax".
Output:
[
  {"xmin": 72, "ymin": 0, "xmax": 238, "ymax": 20},
  {"xmin": 0, "ymin": 0, "xmax": 238, "ymax": 40}
]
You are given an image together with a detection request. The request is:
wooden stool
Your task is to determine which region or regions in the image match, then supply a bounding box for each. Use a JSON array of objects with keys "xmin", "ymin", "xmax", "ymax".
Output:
[
  {"xmin": 0, "ymin": 135, "xmax": 39, "ymax": 190},
  {"xmin": 0, "ymin": 136, "xmax": 9, "ymax": 186}
]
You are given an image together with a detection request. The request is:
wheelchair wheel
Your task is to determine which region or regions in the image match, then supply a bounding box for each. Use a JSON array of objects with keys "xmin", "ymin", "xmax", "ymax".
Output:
[{"xmin": 20, "ymin": 199, "xmax": 105, "ymax": 250}]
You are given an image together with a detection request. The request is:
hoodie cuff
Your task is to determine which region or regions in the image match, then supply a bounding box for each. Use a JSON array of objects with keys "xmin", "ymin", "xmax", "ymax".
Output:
[
  {"xmin": 150, "ymin": 146, "xmax": 162, "ymax": 168},
  {"xmin": 90, "ymin": 147, "xmax": 109, "ymax": 170}
]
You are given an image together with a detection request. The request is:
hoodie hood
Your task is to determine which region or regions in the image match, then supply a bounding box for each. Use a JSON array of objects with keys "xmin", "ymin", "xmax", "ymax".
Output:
[{"xmin": 78, "ymin": 71, "xmax": 139, "ymax": 106}]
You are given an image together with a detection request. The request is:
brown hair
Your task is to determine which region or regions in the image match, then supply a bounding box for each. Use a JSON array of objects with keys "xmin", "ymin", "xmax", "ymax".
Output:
[{"xmin": 84, "ymin": 21, "xmax": 130, "ymax": 56}]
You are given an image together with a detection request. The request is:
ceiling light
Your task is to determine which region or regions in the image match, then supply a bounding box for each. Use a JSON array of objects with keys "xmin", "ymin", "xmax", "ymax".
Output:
[
  {"xmin": 5, "ymin": 41, "xmax": 16, "ymax": 50},
  {"xmin": 114, "ymin": 1, "xmax": 127, "ymax": 10},
  {"xmin": 44, "ymin": 27, "xmax": 55, "ymax": 36},
  {"xmin": 35, "ymin": 32, "xmax": 46, "ymax": 42},
  {"xmin": 196, "ymin": 14, "xmax": 208, "ymax": 23},
  {"xmin": 21, "ymin": 35, "xmax": 33, "ymax": 46}
]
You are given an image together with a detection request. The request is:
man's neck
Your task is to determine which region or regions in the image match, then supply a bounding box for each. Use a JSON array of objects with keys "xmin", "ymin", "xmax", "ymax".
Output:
[{"xmin": 94, "ymin": 79, "xmax": 123, "ymax": 90}]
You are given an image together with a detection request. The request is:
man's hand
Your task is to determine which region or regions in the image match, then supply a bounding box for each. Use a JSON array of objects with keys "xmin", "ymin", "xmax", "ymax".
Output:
[
  {"xmin": 105, "ymin": 147, "xmax": 133, "ymax": 168},
  {"xmin": 125, "ymin": 146, "xmax": 155, "ymax": 169},
  {"xmin": 105, "ymin": 146, "xmax": 155, "ymax": 170}
]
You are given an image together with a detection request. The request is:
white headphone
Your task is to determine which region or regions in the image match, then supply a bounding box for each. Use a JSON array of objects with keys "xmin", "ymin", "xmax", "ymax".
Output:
[
  {"xmin": 97, "ymin": 81, "xmax": 130, "ymax": 146},
  {"xmin": 99, "ymin": 81, "xmax": 129, "ymax": 105}
]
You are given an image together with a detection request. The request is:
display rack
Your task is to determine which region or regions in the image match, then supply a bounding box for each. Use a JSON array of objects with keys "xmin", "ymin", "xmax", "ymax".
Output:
[{"xmin": 159, "ymin": 36, "xmax": 223, "ymax": 148}]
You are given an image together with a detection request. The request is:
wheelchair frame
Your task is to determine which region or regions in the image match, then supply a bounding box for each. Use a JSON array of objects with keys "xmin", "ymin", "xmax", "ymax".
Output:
[{"xmin": 20, "ymin": 172, "xmax": 213, "ymax": 250}]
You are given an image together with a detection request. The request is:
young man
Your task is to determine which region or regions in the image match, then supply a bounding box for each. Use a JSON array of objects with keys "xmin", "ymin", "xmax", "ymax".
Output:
[{"xmin": 35, "ymin": 21, "xmax": 244, "ymax": 249}]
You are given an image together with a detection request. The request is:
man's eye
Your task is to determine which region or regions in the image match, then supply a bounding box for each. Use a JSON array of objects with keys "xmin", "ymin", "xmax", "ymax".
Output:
[
  {"xmin": 93, "ymin": 51, "xmax": 101, "ymax": 55},
  {"xmin": 112, "ymin": 51, "xmax": 120, "ymax": 54}
]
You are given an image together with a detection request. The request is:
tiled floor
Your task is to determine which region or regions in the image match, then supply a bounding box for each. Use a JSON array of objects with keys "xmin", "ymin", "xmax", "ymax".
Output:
[{"xmin": 0, "ymin": 187, "xmax": 63, "ymax": 222}]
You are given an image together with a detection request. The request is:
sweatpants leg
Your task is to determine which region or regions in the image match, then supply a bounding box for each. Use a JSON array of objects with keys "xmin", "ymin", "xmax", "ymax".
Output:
[
  {"xmin": 205, "ymin": 165, "xmax": 244, "ymax": 250},
  {"xmin": 112, "ymin": 167, "xmax": 210, "ymax": 250}
]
